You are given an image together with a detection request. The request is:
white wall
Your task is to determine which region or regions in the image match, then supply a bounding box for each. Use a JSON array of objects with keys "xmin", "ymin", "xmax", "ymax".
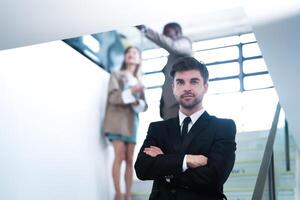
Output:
[
  {"xmin": 243, "ymin": 2, "xmax": 300, "ymax": 195},
  {"xmin": 244, "ymin": 5, "xmax": 300, "ymax": 149},
  {"xmin": 0, "ymin": 41, "xmax": 111, "ymax": 200}
]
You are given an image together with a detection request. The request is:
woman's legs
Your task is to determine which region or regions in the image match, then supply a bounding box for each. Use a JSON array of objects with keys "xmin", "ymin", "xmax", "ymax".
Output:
[
  {"xmin": 124, "ymin": 142, "xmax": 136, "ymax": 200},
  {"xmin": 112, "ymin": 140, "xmax": 126, "ymax": 200}
]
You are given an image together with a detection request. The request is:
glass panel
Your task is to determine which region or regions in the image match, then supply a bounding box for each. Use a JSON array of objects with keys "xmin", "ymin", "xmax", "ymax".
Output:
[
  {"xmin": 142, "ymin": 72, "xmax": 165, "ymax": 88},
  {"xmin": 243, "ymin": 58, "xmax": 268, "ymax": 74},
  {"xmin": 243, "ymin": 43, "xmax": 262, "ymax": 58},
  {"xmin": 208, "ymin": 78, "xmax": 240, "ymax": 94},
  {"xmin": 240, "ymin": 88, "xmax": 279, "ymax": 132},
  {"xmin": 82, "ymin": 35, "xmax": 100, "ymax": 53},
  {"xmin": 254, "ymin": 108, "xmax": 296, "ymax": 199},
  {"xmin": 194, "ymin": 46, "xmax": 239, "ymax": 63},
  {"xmin": 142, "ymin": 48, "xmax": 168, "ymax": 59},
  {"xmin": 244, "ymin": 74, "xmax": 274, "ymax": 90},
  {"xmin": 273, "ymin": 110, "xmax": 297, "ymax": 199},
  {"xmin": 193, "ymin": 36, "xmax": 240, "ymax": 51},
  {"xmin": 240, "ymin": 33, "xmax": 257, "ymax": 43},
  {"xmin": 220, "ymin": 88, "xmax": 279, "ymax": 199},
  {"xmin": 208, "ymin": 62, "xmax": 239, "ymax": 79},
  {"xmin": 83, "ymin": 49, "xmax": 100, "ymax": 62},
  {"xmin": 142, "ymin": 57, "xmax": 167, "ymax": 73}
]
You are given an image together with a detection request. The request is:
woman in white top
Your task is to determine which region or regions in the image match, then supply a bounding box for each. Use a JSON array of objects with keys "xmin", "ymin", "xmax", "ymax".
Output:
[{"xmin": 104, "ymin": 46, "xmax": 147, "ymax": 200}]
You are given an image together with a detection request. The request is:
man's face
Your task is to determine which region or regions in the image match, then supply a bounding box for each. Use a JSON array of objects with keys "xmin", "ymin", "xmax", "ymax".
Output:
[
  {"xmin": 163, "ymin": 27, "xmax": 177, "ymax": 39},
  {"xmin": 172, "ymin": 69, "xmax": 208, "ymax": 109}
]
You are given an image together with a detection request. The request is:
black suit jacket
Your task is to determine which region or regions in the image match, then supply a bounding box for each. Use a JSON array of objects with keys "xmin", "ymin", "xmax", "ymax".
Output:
[{"xmin": 134, "ymin": 111, "xmax": 236, "ymax": 200}]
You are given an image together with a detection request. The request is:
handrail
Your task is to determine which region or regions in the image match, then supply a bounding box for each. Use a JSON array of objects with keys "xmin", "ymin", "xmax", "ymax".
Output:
[
  {"xmin": 284, "ymin": 120, "xmax": 291, "ymax": 171},
  {"xmin": 251, "ymin": 102, "xmax": 281, "ymax": 200}
]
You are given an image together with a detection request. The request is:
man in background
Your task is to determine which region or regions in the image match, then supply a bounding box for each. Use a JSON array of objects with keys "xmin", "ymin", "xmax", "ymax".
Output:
[{"xmin": 136, "ymin": 22, "xmax": 193, "ymax": 119}]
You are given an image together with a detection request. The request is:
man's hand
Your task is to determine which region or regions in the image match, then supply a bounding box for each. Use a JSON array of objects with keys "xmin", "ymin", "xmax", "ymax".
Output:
[
  {"xmin": 135, "ymin": 25, "xmax": 147, "ymax": 33},
  {"xmin": 143, "ymin": 146, "xmax": 163, "ymax": 157},
  {"xmin": 186, "ymin": 155, "xmax": 208, "ymax": 168}
]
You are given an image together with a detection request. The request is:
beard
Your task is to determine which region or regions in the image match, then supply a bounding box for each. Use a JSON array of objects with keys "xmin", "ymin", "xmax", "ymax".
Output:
[{"xmin": 178, "ymin": 92, "xmax": 202, "ymax": 109}]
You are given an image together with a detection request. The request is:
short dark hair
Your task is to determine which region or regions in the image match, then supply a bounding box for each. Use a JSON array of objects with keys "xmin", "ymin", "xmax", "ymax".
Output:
[
  {"xmin": 163, "ymin": 22, "xmax": 182, "ymax": 36},
  {"xmin": 170, "ymin": 57, "xmax": 209, "ymax": 84}
]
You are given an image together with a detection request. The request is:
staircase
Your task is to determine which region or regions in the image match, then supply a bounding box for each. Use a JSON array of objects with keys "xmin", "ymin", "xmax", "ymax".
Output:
[
  {"xmin": 225, "ymin": 129, "xmax": 296, "ymax": 199},
  {"xmin": 132, "ymin": 129, "xmax": 296, "ymax": 200}
]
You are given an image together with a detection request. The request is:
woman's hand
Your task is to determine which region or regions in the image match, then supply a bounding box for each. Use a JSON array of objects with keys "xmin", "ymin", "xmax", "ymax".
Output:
[
  {"xmin": 131, "ymin": 84, "xmax": 144, "ymax": 94},
  {"xmin": 132, "ymin": 100, "xmax": 139, "ymax": 106}
]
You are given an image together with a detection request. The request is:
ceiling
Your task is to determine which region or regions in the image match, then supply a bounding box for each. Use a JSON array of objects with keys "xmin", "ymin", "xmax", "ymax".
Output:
[{"xmin": 0, "ymin": 0, "xmax": 248, "ymax": 51}]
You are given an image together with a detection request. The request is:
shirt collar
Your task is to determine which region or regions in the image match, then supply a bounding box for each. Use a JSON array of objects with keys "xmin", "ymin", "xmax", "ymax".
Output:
[{"xmin": 179, "ymin": 108, "xmax": 205, "ymax": 126}]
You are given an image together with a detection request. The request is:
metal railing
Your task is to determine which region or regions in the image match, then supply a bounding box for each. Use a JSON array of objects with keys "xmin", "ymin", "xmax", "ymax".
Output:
[{"xmin": 251, "ymin": 102, "xmax": 291, "ymax": 200}]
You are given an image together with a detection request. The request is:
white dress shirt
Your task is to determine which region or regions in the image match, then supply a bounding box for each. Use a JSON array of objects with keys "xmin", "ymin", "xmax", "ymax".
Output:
[{"xmin": 179, "ymin": 108, "xmax": 205, "ymax": 171}]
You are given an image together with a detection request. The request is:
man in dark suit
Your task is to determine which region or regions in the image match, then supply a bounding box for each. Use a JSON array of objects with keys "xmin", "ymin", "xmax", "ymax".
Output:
[{"xmin": 134, "ymin": 57, "xmax": 236, "ymax": 200}]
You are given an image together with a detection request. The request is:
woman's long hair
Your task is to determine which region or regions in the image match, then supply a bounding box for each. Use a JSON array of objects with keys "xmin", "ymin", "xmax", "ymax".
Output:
[{"xmin": 120, "ymin": 46, "xmax": 142, "ymax": 77}]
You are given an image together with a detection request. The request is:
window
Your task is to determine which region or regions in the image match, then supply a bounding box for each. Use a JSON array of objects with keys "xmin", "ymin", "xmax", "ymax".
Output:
[
  {"xmin": 142, "ymin": 57, "xmax": 167, "ymax": 73},
  {"xmin": 243, "ymin": 43, "xmax": 262, "ymax": 58},
  {"xmin": 142, "ymin": 48, "xmax": 168, "ymax": 59},
  {"xmin": 208, "ymin": 79, "xmax": 240, "ymax": 94},
  {"xmin": 240, "ymin": 33, "xmax": 256, "ymax": 43},
  {"xmin": 194, "ymin": 46, "xmax": 239, "ymax": 63},
  {"xmin": 193, "ymin": 35, "xmax": 240, "ymax": 51},
  {"xmin": 142, "ymin": 72, "xmax": 165, "ymax": 88},
  {"xmin": 244, "ymin": 74, "xmax": 274, "ymax": 90},
  {"xmin": 204, "ymin": 88, "xmax": 279, "ymax": 132},
  {"xmin": 138, "ymin": 32, "xmax": 276, "ymax": 144},
  {"xmin": 243, "ymin": 58, "xmax": 268, "ymax": 74},
  {"xmin": 208, "ymin": 62, "xmax": 240, "ymax": 79},
  {"xmin": 144, "ymin": 88, "xmax": 162, "ymax": 103}
]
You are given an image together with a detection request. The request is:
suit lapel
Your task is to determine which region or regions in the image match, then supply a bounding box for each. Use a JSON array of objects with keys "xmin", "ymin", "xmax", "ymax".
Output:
[
  {"xmin": 181, "ymin": 111, "xmax": 211, "ymax": 153},
  {"xmin": 167, "ymin": 117, "xmax": 182, "ymax": 153}
]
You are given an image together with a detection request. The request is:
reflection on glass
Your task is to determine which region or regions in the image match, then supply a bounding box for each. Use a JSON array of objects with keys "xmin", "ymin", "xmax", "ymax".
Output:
[
  {"xmin": 142, "ymin": 72, "xmax": 165, "ymax": 88},
  {"xmin": 83, "ymin": 49, "xmax": 100, "ymax": 62},
  {"xmin": 243, "ymin": 43, "xmax": 262, "ymax": 58},
  {"xmin": 244, "ymin": 74, "xmax": 274, "ymax": 90},
  {"xmin": 142, "ymin": 57, "xmax": 167, "ymax": 73},
  {"xmin": 142, "ymin": 48, "xmax": 168, "ymax": 59},
  {"xmin": 82, "ymin": 35, "xmax": 100, "ymax": 53},
  {"xmin": 195, "ymin": 46, "xmax": 239, "ymax": 63},
  {"xmin": 243, "ymin": 58, "xmax": 268, "ymax": 74},
  {"xmin": 240, "ymin": 33, "xmax": 257, "ymax": 43},
  {"xmin": 208, "ymin": 62, "xmax": 240, "ymax": 79},
  {"xmin": 208, "ymin": 78, "xmax": 240, "ymax": 94},
  {"xmin": 193, "ymin": 36, "xmax": 240, "ymax": 51}
]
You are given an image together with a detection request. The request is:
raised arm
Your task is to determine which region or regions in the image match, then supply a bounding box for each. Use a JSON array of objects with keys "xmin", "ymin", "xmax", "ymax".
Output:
[{"xmin": 143, "ymin": 28, "xmax": 192, "ymax": 56}]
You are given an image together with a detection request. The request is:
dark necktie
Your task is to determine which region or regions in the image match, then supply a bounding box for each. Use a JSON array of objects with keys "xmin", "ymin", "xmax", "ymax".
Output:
[{"xmin": 181, "ymin": 117, "xmax": 191, "ymax": 141}]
